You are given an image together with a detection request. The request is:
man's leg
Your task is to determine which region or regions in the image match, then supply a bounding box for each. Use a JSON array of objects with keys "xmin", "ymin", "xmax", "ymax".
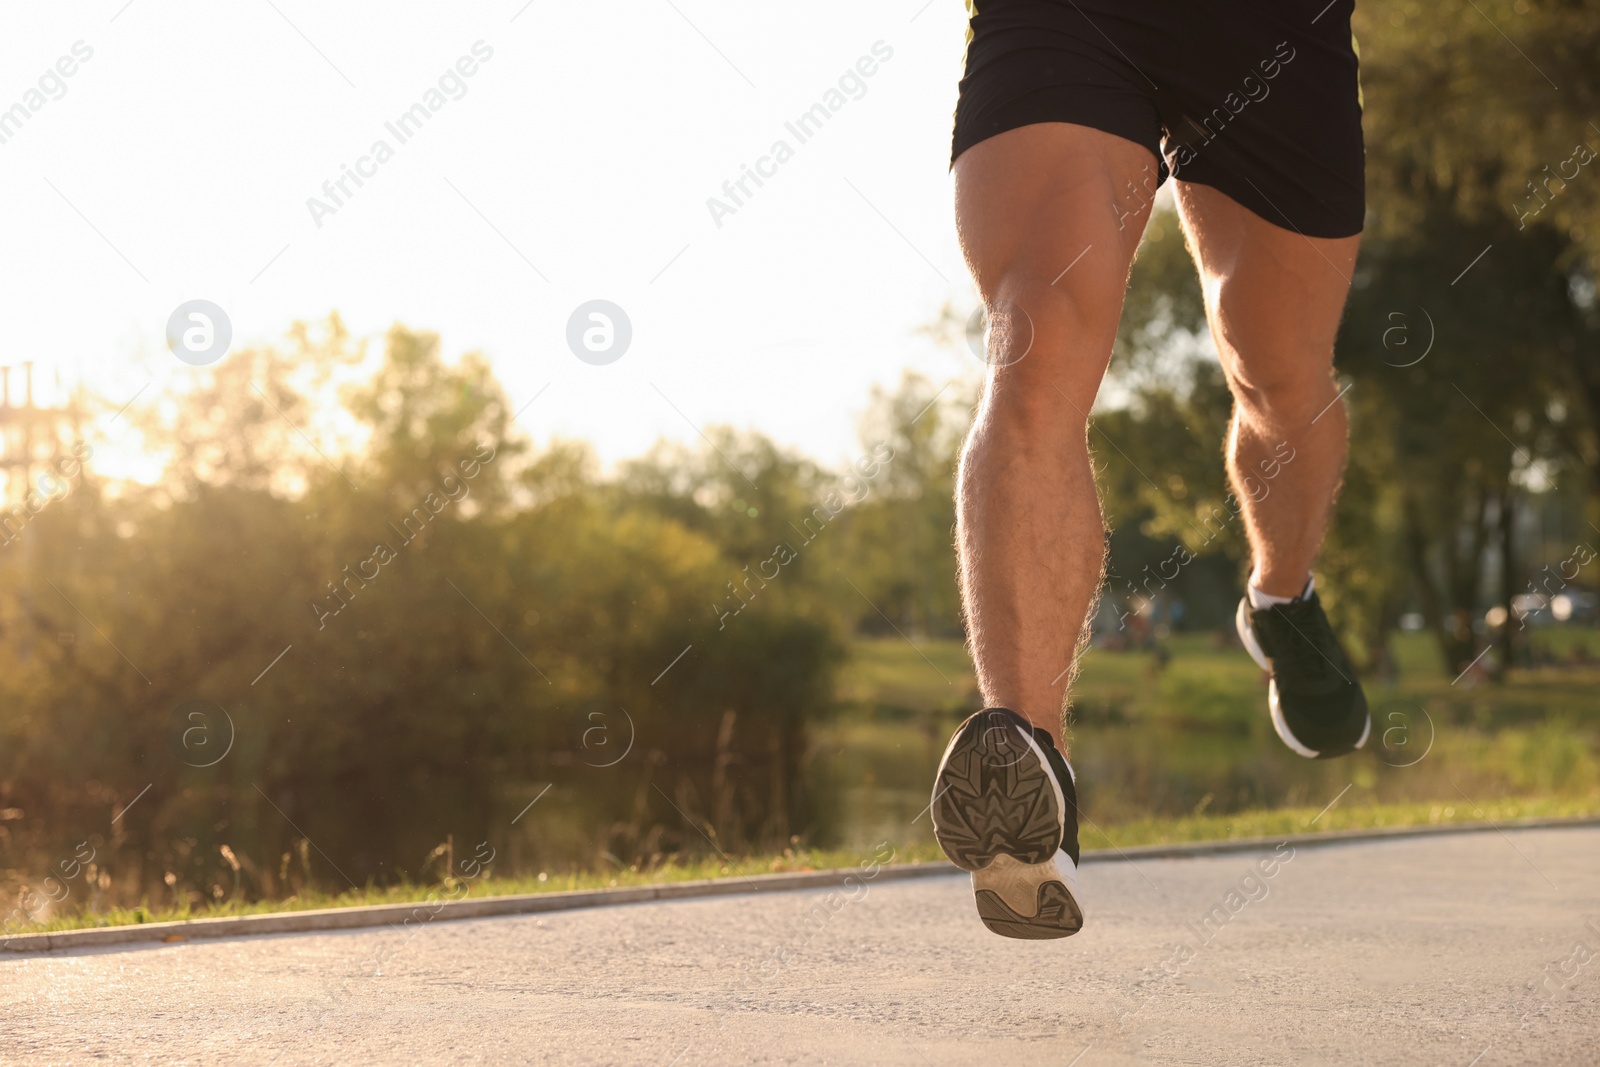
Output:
[
  {"xmin": 932, "ymin": 122, "xmax": 1154, "ymax": 940},
  {"xmin": 954, "ymin": 123, "xmax": 1155, "ymax": 750},
  {"xmin": 1172, "ymin": 182, "xmax": 1360, "ymax": 596},
  {"xmin": 1175, "ymin": 181, "xmax": 1369, "ymax": 760}
]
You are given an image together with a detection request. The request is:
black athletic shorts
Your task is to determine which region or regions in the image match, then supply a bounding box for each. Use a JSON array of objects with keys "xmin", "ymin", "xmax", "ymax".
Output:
[{"xmin": 951, "ymin": 0, "xmax": 1365, "ymax": 238}]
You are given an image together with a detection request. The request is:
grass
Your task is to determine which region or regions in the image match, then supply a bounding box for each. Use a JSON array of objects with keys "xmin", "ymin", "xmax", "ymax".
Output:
[
  {"xmin": 1074, "ymin": 792, "xmax": 1600, "ymax": 849},
  {"xmin": 11, "ymin": 794, "xmax": 1598, "ymax": 937},
  {"xmin": 839, "ymin": 628, "xmax": 1600, "ymax": 724},
  {"xmin": 1, "ymin": 847, "xmax": 886, "ymax": 937},
  {"xmin": 817, "ymin": 626, "xmax": 1600, "ymax": 849}
]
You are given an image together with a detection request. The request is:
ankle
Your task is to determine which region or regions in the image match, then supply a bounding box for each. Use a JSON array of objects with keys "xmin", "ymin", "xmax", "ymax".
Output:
[
  {"xmin": 1248, "ymin": 572, "xmax": 1313, "ymax": 608},
  {"xmin": 991, "ymin": 704, "xmax": 1066, "ymax": 753}
]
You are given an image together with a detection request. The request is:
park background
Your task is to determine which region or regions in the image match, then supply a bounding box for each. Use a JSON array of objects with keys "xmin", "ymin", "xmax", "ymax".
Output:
[{"xmin": 1, "ymin": 0, "xmax": 1599, "ymax": 925}]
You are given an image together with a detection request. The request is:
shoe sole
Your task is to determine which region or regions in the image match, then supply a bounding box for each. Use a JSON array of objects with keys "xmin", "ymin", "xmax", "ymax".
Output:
[
  {"xmin": 973, "ymin": 852, "xmax": 1084, "ymax": 939},
  {"xmin": 930, "ymin": 709, "xmax": 1083, "ymax": 939},
  {"xmin": 1237, "ymin": 599, "xmax": 1372, "ymax": 760}
]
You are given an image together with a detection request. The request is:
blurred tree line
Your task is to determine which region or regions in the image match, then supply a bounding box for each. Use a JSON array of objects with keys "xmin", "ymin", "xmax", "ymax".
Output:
[{"xmin": 0, "ymin": 320, "xmax": 971, "ymax": 913}]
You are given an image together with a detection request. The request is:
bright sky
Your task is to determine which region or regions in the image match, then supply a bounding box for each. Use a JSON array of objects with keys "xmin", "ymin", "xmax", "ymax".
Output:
[{"xmin": 0, "ymin": 0, "xmax": 993, "ymax": 477}]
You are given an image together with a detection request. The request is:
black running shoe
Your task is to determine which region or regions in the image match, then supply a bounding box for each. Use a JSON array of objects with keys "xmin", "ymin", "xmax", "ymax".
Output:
[
  {"xmin": 1236, "ymin": 589, "xmax": 1370, "ymax": 759},
  {"xmin": 930, "ymin": 707, "xmax": 1083, "ymax": 939}
]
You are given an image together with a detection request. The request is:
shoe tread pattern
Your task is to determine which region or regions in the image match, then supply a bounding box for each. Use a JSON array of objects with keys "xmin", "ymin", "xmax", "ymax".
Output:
[
  {"xmin": 974, "ymin": 882, "xmax": 1084, "ymax": 940},
  {"xmin": 931, "ymin": 713, "xmax": 1061, "ymax": 871}
]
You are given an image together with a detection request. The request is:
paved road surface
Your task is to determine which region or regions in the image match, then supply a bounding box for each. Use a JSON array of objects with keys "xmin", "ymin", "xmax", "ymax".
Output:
[{"xmin": 4, "ymin": 827, "xmax": 1599, "ymax": 1065}]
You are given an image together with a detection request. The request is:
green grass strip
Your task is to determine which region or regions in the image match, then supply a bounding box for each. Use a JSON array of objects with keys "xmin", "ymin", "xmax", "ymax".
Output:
[{"xmin": 10, "ymin": 792, "xmax": 1597, "ymax": 936}]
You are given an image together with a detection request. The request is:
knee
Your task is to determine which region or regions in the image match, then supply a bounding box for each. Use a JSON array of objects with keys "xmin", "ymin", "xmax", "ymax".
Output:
[
  {"xmin": 1227, "ymin": 359, "xmax": 1340, "ymax": 428},
  {"xmin": 1209, "ymin": 285, "xmax": 1342, "ymax": 427},
  {"xmin": 975, "ymin": 279, "xmax": 1121, "ymax": 431},
  {"xmin": 986, "ymin": 271, "xmax": 1125, "ymax": 356}
]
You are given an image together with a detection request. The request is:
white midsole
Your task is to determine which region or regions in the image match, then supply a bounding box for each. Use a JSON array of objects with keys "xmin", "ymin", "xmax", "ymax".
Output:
[
  {"xmin": 1018, "ymin": 718, "xmax": 1069, "ymax": 830},
  {"xmin": 1236, "ymin": 597, "xmax": 1271, "ymax": 671},
  {"xmin": 1268, "ymin": 679, "xmax": 1322, "ymax": 758},
  {"xmin": 972, "ymin": 850, "xmax": 1081, "ymax": 918}
]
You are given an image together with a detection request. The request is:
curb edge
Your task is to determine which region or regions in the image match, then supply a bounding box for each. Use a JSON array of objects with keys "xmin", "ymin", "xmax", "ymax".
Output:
[{"xmin": 4, "ymin": 814, "xmax": 1595, "ymax": 954}]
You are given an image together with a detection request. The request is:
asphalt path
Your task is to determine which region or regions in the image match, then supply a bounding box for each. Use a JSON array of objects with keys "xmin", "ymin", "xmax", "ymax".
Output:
[{"xmin": 4, "ymin": 826, "xmax": 1598, "ymax": 1065}]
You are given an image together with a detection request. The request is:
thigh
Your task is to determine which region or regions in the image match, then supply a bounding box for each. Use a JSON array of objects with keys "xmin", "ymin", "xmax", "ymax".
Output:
[
  {"xmin": 954, "ymin": 123, "xmax": 1159, "ymax": 406},
  {"xmin": 1174, "ymin": 181, "xmax": 1359, "ymax": 394}
]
